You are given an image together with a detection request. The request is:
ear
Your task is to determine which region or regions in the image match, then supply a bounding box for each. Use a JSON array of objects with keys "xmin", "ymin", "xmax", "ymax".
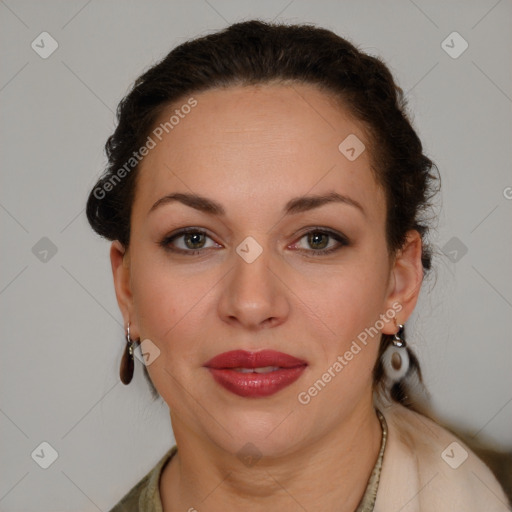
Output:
[
  {"xmin": 110, "ymin": 240, "xmax": 137, "ymax": 336},
  {"xmin": 381, "ymin": 230, "xmax": 424, "ymax": 335}
]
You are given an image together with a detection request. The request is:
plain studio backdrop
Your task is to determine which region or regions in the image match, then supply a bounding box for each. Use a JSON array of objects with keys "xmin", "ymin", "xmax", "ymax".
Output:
[{"xmin": 1, "ymin": 1, "xmax": 511, "ymax": 510}]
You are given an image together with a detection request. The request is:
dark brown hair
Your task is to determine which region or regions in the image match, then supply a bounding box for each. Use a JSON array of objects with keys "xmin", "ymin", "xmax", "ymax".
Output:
[{"xmin": 86, "ymin": 20, "xmax": 439, "ymax": 407}]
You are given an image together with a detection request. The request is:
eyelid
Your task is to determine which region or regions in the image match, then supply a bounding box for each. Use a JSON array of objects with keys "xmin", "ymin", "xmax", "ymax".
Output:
[
  {"xmin": 289, "ymin": 227, "xmax": 350, "ymax": 254},
  {"xmin": 160, "ymin": 227, "xmax": 220, "ymax": 253},
  {"xmin": 292, "ymin": 226, "xmax": 349, "ymax": 243}
]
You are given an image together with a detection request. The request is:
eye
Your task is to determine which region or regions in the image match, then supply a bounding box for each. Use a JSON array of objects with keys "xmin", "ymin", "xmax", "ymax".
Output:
[
  {"xmin": 159, "ymin": 227, "xmax": 349, "ymax": 257},
  {"xmin": 291, "ymin": 228, "xmax": 349, "ymax": 256},
  {"xmin": 160, "ymin": 228, "xmax": 220, "ymax": 254}
]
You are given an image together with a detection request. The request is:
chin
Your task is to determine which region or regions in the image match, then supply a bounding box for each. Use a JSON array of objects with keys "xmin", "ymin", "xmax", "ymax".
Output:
[{"xmin": 209, "ymin": 409, "xmax": 308, "ymax": 459}]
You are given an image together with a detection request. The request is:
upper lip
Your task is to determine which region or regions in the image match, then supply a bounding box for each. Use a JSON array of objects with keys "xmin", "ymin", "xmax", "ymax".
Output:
[{"xmin": 204, "ymin": 350, "xmax": 307, "ymax": 369}]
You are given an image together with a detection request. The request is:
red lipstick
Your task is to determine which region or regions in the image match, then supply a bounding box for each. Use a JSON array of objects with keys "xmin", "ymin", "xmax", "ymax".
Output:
[{"xmin": 204, "ymin": 350, "xmax": 307, "ymax": 398}]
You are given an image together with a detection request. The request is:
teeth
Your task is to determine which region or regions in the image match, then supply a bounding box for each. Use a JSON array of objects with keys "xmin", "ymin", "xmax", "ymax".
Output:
[
  {"xmin": 254, "ymin": 366, "xmax": 280, "ymax": 373},
  {"xmin": 232, "ymin": 366, "xmax": 280, "ymax": 374}
]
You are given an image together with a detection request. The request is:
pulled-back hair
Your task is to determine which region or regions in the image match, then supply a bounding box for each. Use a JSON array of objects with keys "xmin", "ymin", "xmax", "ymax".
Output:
[{"xmin": 86, "ymin": 20, "xmax": 439, "ymax": 407}]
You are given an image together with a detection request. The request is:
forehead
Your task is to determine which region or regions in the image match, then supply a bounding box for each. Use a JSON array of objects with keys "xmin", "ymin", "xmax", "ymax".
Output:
[{"xmin": 134, "ymin": 83, "xmax": 385, "ymax": 221}]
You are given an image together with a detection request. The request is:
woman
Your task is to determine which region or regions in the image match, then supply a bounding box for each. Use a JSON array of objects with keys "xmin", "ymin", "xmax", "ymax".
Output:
[{"xmin": 86, "ymin": 20, "xmax": 510, "ymax": 512}]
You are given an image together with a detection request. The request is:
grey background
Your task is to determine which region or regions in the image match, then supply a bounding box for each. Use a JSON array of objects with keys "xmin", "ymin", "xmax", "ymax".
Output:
[{"xmin": 1, "ymin": 0, "xmax": 511, "ymax": 510}]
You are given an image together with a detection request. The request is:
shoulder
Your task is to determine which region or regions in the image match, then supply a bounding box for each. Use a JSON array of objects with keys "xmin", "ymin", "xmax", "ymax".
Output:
[
  {"xmin": 108, "ymin": 446, "xmax": 177, "ymax": 512},
  {"xmin": 109, "ymin": 473, "xmax": 151, "ymax": 512},
  {"xmin": 375, "ymin": 401, "xmax": 511, "ymax": 512}
]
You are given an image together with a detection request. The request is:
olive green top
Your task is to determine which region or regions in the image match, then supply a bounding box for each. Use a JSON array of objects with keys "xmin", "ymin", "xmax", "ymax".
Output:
[{"xmin": 109, "ymin": 410, "xmax": 388, "ymax": 512}]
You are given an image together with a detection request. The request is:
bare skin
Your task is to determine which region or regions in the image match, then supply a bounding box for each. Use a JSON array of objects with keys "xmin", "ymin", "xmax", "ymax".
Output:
[{"xmin": 110, "ymin": 83, "xmax": 423, "ymax": 511}]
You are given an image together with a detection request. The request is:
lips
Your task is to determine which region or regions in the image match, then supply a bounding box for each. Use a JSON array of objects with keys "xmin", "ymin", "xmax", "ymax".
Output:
[
  {"xmin": 204, "ymin": 350, "xmax": 307, "ymax": 398},
  {"xmin": 204, "ymin": 350, "xmax": 307, "ymax": 370}
]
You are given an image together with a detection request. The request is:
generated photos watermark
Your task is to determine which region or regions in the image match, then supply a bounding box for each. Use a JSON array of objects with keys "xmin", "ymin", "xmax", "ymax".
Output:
[
  {"xmin": 93, "ymin": 97, "xmax": 197, "ymax": 200},
  {"xmin": 297, "ymin": 301, "xmax": 403, "ymax": 405}
]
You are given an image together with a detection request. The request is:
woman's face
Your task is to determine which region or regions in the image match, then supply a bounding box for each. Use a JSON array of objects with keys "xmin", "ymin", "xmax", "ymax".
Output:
[{"xmin": 112, "ymin": 83, "xmax": 421, "ymax": 457}]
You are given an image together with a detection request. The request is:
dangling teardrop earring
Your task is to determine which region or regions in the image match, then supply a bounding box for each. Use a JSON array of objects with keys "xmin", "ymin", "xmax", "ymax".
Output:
[
  {"xmin": 120, "ymin": 323, "xmax": 135, "ymax": 385},
  {"xmin": 381, "ymin": 321, "xmax": 410, "ymax": 384}
]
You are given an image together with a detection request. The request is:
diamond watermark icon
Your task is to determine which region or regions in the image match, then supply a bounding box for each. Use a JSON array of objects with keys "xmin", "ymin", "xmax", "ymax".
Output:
[
  {"xmin": 134, "ymin": 338, "xmax": 161, "ymax": 366},
  {"xmin": 441, "ymin": 236, "xmax": 468, "ymax": 263},
  {"xmin": 441, "ymin": 441, "xmax": 468, "ymax": 469},
  {"xmin": 237, "ymin": 442, "xmax": 263, "ymax": 468},
  {"xmin": 338, "ymin": 134, "xmax": 365, "ymax": 161},
  {"xmin": 31, "ymin": 32, "xmax": 59, "ymax": 59},
  {"xmin": 236, "ymin": 236, "xmax": 263, "ymax": 264},
  {"xmin": 441, "ymin": 32, "xmax": 468, "ymax": 59},
  {"xmin": 31, "ymin": 441, "xmax": 59, "ymax": 469},
  {"xmin": 32, "ymin": 237, "xmax": 58, "ymax": 263}
]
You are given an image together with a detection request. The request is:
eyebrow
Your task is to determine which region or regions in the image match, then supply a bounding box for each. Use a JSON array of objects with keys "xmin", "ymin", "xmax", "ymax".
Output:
[{"xmin": 148, "ymin": 191, "xmax": 365, "ymax": 217}]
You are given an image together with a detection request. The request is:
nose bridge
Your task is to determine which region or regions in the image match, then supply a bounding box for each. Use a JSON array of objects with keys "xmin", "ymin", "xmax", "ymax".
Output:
[{"xmin": 218, "ymin": 235, "xmax": 289, "ymax": 329}]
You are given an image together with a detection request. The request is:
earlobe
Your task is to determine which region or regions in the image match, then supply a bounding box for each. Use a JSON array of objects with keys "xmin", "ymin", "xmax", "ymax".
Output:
[
  {"xmin": 110, "ymin": 240, "xmax": 133, "ymax": 324},
  {"xmin": 382, "ymin": 230, "xmax": 424, "ymax": 334}
]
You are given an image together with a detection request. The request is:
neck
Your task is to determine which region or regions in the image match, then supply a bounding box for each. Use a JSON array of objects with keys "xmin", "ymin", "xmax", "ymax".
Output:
[{"xmin": 160, "ymin": 399, "xmax": 382, "ymax": 512}]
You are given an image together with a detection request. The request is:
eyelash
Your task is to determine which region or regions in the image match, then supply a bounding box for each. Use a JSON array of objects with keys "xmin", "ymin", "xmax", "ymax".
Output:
[{"xmin": 159, "ymin": 227, "xmax": 349, "ymax": 257}]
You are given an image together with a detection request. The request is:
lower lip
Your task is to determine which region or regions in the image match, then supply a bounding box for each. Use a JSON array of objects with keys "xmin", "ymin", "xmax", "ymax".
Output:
[{"xmin": 207, "ymin": 366, "xmax": 307, "ymax": 398}]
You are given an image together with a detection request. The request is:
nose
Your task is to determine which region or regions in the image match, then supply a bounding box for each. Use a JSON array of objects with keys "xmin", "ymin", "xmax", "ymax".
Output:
[{"xmin": 217, "ymin": 241, "xmax": 290, "ymax": 331}]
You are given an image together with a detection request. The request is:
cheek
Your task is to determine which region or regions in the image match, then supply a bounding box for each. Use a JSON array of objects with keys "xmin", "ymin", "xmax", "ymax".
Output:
[
  {"xmin": 304, "ymin": 270, "xmax": 386, "ymax": 402},
  {"xmin": 305, "ymin": 258, "xmax": 390, "ymax": 344},
  {"xmin": 130, "ymin": 263, "xmax": 206, "ymax": 405},
  {"xmin": 130, "ymin": 257, "xmax": 195, "ymax": 345}
]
